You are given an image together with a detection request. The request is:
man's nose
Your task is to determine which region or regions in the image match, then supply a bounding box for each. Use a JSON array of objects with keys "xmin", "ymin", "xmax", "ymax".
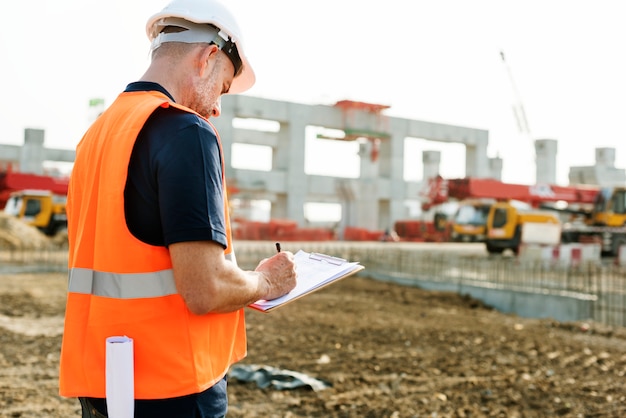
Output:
[{"xmin": 211, "ymin": 97, "xmax": 222, "ymax": 118}]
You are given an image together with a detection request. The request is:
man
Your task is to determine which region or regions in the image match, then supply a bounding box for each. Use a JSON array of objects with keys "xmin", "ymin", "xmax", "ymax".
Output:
[{"xmin": 59, "ymin": 1, "xmax": 297, "ymax": 417}]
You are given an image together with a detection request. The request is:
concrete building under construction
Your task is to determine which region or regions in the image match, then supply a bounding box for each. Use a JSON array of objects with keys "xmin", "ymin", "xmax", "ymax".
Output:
[{"xmin": 1, "ymin": 95, "xmax": 624, "ymax": 232}]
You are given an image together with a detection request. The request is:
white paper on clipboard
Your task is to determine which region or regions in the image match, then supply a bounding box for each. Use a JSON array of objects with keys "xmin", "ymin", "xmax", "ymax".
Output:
[{"xmin": 249, "ymin": 250, "xmax": 364, "ymax": 312}]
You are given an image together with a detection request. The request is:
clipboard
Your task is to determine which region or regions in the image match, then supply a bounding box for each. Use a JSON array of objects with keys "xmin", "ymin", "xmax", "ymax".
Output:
[{"xmin": 249, "ymin": 250, "xmax": 364, "ymax": 313}]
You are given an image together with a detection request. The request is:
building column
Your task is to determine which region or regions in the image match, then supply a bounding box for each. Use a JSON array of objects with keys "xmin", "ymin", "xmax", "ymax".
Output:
[
  {"xmin": 384, "ymin": 120, "xmax": 408, "ymax": 225},
  {"xmin": 213, "ymin": 102, "xmax": 236, "ymax": 180},
  {"xmin": 422, "ymin": 150, "xmax": 441, "ymax": 180},
  {"xmin": 353, "ymin": 139, "xmax": 380, "ymax": 230},
  {"xmin": 20, "ymin": 129, "xmax": 45, "ymax": 175},
  {"xmin": 535, "ymin": 139, "xmax": 557, "ymax": 184},
  {"xmin": 465, "ymin": 135, "xmax": 489, "ymax": 178},
  {"xmin": 272, "ymin": 103, "xmax": 308, "ymax": 225},
  {"xmin": 489, "ymin": 156, "xmax": 503, "ymax": 180}
]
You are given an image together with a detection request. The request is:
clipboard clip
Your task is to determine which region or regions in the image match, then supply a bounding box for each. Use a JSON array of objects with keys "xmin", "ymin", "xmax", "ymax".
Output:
[{"xmin": 309, "ymin": 252, "xmax": 346, "ymax": 266}]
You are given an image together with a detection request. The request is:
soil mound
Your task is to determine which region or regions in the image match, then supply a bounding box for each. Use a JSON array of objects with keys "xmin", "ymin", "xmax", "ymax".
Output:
[{"xmin": 0, "ymin": 212, "xmax": 53, "ymax": 250}]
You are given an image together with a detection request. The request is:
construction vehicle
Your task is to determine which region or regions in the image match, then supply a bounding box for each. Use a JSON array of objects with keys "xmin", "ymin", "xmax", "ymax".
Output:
[
  {"xmin": 422, "ymin": 176, "xmax": 600, "ymax": 210},
  {"xmin": 422, "ymin": 176, "xmax": 626, "ymax": 256},
  {"xmin": 0, "ymin": 168, "xmax": 69, "ymax": 209},
  {"xmin": 560, "ymin": 186, "xmax": 626, "ymax": 256},
  {"xmin": 485, "ymin": 200, "xmax": 560, "ymax": 254},
  {"xmin": 0, "ymin": 167, "xmax": 70, "ymax": 237},
  {"xmin": 588, "ymin": 186, "xmax": 626, "ymax": 227},
  {"xmin": 448, "ymin": 199, "xmax": 494, "ymax": 243},
  {"xmin": 3, "ymin": 190, "xmax": 67, "ymax": 236},
  {"xmin": 419, "ymin": 176, "xmax": 605, "ymax": 253}
]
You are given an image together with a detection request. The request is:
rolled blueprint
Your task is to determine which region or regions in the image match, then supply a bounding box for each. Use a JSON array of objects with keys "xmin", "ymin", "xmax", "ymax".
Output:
[{"xmin": 105, "ymin": 336, "xmax": 134, "ymax": 418}]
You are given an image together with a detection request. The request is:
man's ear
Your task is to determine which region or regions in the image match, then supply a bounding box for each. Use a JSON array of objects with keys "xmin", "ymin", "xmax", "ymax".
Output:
[{"xmin": 198, "ymin": 44, "xmax": 221, "ymax": 75}]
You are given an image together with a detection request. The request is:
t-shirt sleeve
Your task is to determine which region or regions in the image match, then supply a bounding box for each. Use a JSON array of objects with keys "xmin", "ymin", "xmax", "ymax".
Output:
[{"xmin": 154, "ymin": 119, "xmax": 228, "ymax": 248}]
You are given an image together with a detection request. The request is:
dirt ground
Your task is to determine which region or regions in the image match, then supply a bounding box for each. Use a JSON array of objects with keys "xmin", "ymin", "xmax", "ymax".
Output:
[{"xmin": 1, "ymin": 272, "xmax": 625, "ymax": 418}]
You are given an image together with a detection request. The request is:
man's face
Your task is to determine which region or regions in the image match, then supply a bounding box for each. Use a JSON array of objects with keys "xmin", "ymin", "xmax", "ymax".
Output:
[{"xmin": 191, "ymin": 51, "xmax": 235, "ymax": 119}]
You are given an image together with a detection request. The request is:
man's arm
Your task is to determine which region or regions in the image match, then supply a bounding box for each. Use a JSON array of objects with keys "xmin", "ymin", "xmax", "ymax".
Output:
[{"xmin": 169, "ymin": 240, "xmax": 297, "ymax": 314}]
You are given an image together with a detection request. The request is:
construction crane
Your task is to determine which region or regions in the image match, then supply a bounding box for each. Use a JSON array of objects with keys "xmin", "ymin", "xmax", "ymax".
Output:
[
  {"xmin": 500, "ymin": 50, "xmax": 532, "ymax": 139},
  {"xmin": 500, "ymin": 49, "xmax": 550, "ymax": 185}
]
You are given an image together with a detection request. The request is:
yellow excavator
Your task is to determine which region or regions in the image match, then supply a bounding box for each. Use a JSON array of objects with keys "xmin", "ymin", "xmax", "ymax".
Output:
[{"xmin": 3, "ymin": 190, "xmax": 67, "ymax": 236}]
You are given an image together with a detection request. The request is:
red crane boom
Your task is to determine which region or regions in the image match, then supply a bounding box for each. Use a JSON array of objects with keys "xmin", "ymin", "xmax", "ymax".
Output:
[{"xmin": 422, "ymin": 176, "xmax": 599, "ymax": 210}]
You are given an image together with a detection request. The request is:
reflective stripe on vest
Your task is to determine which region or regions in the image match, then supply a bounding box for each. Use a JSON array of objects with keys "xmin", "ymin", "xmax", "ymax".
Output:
[
  {"xmin": 68, "ymin": 254, "xmax": 235, "ymax": 299},
  {"xmin": 68, "ymin": 268, "xmax": 176, "ymax": 298}
]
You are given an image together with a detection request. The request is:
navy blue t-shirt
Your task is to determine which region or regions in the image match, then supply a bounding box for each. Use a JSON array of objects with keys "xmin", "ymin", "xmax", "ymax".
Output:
[{"xmin": 123, "ymin": 82, "xmax": 227, "ymax": 249}]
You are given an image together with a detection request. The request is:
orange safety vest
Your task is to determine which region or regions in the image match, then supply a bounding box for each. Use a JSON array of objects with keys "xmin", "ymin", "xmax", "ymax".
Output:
[{"xmin": 59, "ymin": 90, "xmax": 246, "ymax": 399}]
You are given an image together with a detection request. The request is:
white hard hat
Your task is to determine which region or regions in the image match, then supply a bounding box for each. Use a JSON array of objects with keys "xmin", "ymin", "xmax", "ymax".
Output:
[{"xmin": 146, "ymin": 0, "xmax": 255, "ymax": 94}]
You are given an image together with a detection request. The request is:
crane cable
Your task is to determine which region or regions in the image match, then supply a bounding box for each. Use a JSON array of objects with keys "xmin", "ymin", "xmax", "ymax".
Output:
[{"xmin": 499, "ymin": 50, "xmax": 532, "ymax": 138}]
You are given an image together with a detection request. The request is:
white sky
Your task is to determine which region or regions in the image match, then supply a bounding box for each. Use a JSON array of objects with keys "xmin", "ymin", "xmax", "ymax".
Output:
[{"xmin": 2, "ymin": 0, "xmax": 625, "ymax": 186}]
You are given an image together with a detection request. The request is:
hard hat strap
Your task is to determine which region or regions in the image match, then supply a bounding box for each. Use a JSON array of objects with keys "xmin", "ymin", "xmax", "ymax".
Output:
[
  {"xmin": 151, "ymin": 18, "xmax": 242, "ymax": 77},
  {"xmin": 219, "ymin": 37, "xmax": 242, "ymax": 77}
]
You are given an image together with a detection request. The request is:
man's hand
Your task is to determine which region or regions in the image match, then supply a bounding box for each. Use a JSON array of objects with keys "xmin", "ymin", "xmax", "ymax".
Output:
[
  {"xmin": 170, "ymin": 241, "xmax": 297, "ymax": 314},
  {"xmin": 255, "ymin": 251, "xmax": 297, "ymax": 300}
]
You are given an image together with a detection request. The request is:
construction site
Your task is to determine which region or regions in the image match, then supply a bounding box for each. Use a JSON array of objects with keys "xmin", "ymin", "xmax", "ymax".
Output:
[
  {"xmin": 3, "ymin": 96, "xmax": 626, "ymax": 256},
  {"xmin": 1, "ymin": 95, "xmax": 626, "ymax": 416}
]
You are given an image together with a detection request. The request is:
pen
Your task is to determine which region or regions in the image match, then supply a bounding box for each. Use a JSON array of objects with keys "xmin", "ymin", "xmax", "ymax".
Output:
[{"xmin": 275, "ymin": 242, "xmax": 281, "ymax": 253}]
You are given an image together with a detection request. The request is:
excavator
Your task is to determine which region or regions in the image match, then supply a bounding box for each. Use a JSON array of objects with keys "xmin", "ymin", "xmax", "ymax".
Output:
[
  {"xmin": 3, "ymin": 190, "xmax": 67, "ymax": 236},
  {"xmin": 0, "ymin": 169, "xmax": 69, "ymax": 237}
]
